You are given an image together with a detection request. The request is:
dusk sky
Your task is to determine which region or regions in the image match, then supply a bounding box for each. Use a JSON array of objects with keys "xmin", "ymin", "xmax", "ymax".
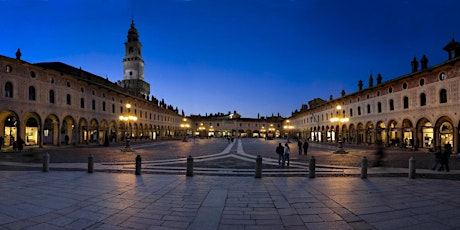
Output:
[{"xmin": 2, "ymin": 0, "xmax": 460, "ymax": 118}]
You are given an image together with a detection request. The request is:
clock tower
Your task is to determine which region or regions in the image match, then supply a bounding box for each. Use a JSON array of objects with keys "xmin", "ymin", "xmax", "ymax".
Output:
[{"xmin": 118, "ymin": 19, "xmax": 150, "ymax": 98}]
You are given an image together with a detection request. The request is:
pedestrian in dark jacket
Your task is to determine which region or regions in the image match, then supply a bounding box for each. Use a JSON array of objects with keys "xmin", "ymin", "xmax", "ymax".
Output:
[
  {"xmin": 276, "ymin": 143, "xmax": 284, "ymax": 165},
  {"xmin": 297, "ymin": 140, "xmax": 302, "ymax": 154},
  {"xmin": 303, "ymin": 141, "xmax": 309, "ymax": 155},
  {"xmin": 439, "ymin": 144, "xmax": 452, "ymax": 172}
]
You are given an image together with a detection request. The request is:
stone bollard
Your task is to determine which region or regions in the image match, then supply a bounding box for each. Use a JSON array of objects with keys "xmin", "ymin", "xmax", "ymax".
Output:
[
  {"xmin": 186, "ymin": 155, "xmax": 194, "ymax": 177},
  {"xmin": 255, "ymin": 155, "xmax": 262, "ymax": 178},
  {"xmin": 135, "ymin": 155, "xmax": 142, "ymax": 175},
  {"xmin": 88, "ymin": 154, "xmax": 94, "ymax": 173},
  {"xmin": 42, "ymin": 152, "xmax": 49, "ymax": 172},
  {"xmin": 361, "ymin": 156, "xmax": 368, "ymax": 179},
  {"xmin": 309, "ymin": 156, "xmax": 316, "ymax": 178},
  {"xmin": 409, "ymin": 157, "xmax": 416, "ymax": 179}
]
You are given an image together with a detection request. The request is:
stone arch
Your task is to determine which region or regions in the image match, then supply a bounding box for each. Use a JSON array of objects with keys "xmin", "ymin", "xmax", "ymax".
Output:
[
  {"xmin": 23, "ymin": 112, "xmax": 41, "ymax": 147},
  {"xmin": 376, "ymin": 120, "xmax": 386, "ymax": 145},
  {"xmin": 43, "ymin": 114, "xmax": 60, "ymax": 146},
  {"xmin": 387, "ymin": 120, "xmax": 399, "ymax": 146},
  {"xmin": 61, "ymin": 116, "xmax": 76, "ymax": 145},
  {"xmin": 435, "ymin": 116, "xmax": 454, "ymax": 150},
  {"xmin": 365, "ymin": 121, "xmax": 374, "ymax": 144},
  {"xmin": 416, "ymin": 117, "xmax": 433, "ymax": 149},
  {"xmin": 78, "ymin": 118, "xmax": 88, "ymax": 144},
  {"xmin": 0, "ymin": 110, "xmax": 20, "ymax": 147}
]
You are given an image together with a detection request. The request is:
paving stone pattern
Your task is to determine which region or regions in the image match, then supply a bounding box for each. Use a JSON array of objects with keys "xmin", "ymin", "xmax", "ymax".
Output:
[{"xmin": 1, "ymin": 171, "xmax": 460, "ymax": 229}]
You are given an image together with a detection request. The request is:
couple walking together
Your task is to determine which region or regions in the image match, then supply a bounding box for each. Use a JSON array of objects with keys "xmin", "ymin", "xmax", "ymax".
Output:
[{"xmin": 276, "ymin": 143, "xmax": 290, "ymax": 166}]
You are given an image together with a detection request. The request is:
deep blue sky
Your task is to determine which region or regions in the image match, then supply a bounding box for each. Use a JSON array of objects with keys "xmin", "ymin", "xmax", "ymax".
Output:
[{"xmin": 1, "ymin": 0, "xmax": 460, "ymax": 118}]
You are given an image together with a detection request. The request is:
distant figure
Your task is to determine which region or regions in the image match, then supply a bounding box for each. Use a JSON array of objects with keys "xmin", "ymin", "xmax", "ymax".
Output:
[
  {"xmin": 65, "ymin": 135, "xmax": 70, "ymax": 145},
  {"xmin": 303, "ymin": 141, "xmax": 309, "ymax": 156},
  {"xmin": 17, "ymin": 137, "xmax": 24, "ymax": 152},
  {"xmin": 282, "ymin": 143, "xmax": 290, "ymax": 167},
  {"xmin": 297, "ymin": 140, "xmax": 302, "ymax": 154},
  {"xmin": 432, "ymin": 146, "xmax": 442, "ymax": 170},
  {"xmin": 275, "ymin": 143, "xmax": 284, "ymax": 165},
  {"xmin": 439, "ymin": 144, "xmax": 452, "ymax": 172},
  {"xmin": 373, "ymin": 144, "xmax": 385, "ymax": 167}
]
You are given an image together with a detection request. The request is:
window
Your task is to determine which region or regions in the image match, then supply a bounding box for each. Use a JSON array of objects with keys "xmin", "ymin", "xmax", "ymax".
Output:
[
  {"xmin": 377, "ymin": 102, "xmax": 382, "ymax": 113},
  {"xmin": 66, "ymin": 94, "xmax": 71, "ymax": 105},
  {"xmin": 440, "ymin": 89, "xmax": 447, "ymax": 103},
  {"xmin": 420, "ymin": 93, "xmax": 426, "ymax": 106},
  {"xmin": 420, "ymin": 79, "xmax": 425, "ymax": 86},
  {"xmin": 367, "ymin": 104, "xmax": 371, "ymax": 114},
  {"xmin": 92, "ymin": 100, "xmax": 96, "ymax": 110},
  {"xmin": 29, "ymin": 86, "xmax": 36, "ymax": 101},
  {"xmin": 4, "ymin": 82, "xmax": 13, "ymax": 98},
  {"xmin": 389, "ymin": 99, "xmax": 394, "ymax": 111},
  {"xmin": 102, "ymin": 102, "xmax": 106, "ymax": 111},
  {"xmin": 112, "ymin": 104, "xmax": 115, "ymax": 113},
  {"xmin": 49, "ymin": 90, "xmax": 55, "ymax": 103},
  {"xmin": 403, "ymin": 96, "xmax": 409, "ymax": 109},
  {"xmin": 388, "ymin": 87, "xmax": 393, "ymax": 93},
  {"xmin": 349, "ymin": 108, "xmax": 353, "ymax": 117},
  {"xmin": 30, "ymin": 71, "xmax": 36, "ymax": 78},
  {"xmin": 5, "ymin": 65, "xmax": 12, "ymax": 73},
  {"xmin": 402, "ymin": 82, "xmax": 408, "ymax": 89},
  {"xmin": 439, "ymin": 72, "xmax": 446, "ymax": 81},
  {"xmin": 80, "ymin": 98, "xmax": 85, "ymax": 108},
  {"xmin": 358, "ymin": 106, "xmax": 361, "ymax": 115}
]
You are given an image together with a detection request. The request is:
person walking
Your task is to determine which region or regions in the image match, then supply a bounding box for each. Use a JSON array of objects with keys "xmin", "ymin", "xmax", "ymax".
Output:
[
  {"xmin": 282, "ymin": 143, "xmax": 290, "ymax": 167},
  {"xmin": 297, "ymin": 140, "xmax": 302, "ymax": 155},
  {"xmin": 439, "ymin": 144, "xmax": 452, "ymax": 172},
  {"xmin": 275, "ymin": 143, "xmax": 284, "ymax": 166},
  {"xmin": 303, "ymin": 141, "xmax": 309, "ymax": 156}
]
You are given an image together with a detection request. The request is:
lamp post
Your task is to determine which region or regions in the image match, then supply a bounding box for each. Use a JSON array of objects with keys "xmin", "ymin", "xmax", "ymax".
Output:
[
  {"xmin": 119, "ymin": 103, "xmax": 137, "ymax": 152},
  {"xmin": 180, "ymin": 118, "xmax": 190, "ymax": 142},
  {"xmin": 283, "ymin": 120, "xmax": 294, "ymax": 142},
  {"xmin": 330, "ymin": 105, "xmax": 349, "ymax": 154}
]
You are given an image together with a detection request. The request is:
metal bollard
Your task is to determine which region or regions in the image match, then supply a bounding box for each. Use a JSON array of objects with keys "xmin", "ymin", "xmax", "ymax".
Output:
[
  {"xmin": 255, "ymin": 155, "xmax": 262, "ymax": 178},
  {"xmin": 361, "ymin": 156, "xmax": 368, "ymax": 179},
  {"xmin": 186, "ymin": 155, "xmax": 194, "ymax": 177},
  {"xmin": 135, "ymin": 155, "xmax": 142, "ymax": 175},
  {"xmin": 309, "ymin": 156, "xmax": 316, "ymax": 178},
  {"xmin": 42, "ymin": 152, "xmax": 49, "ymax": 172},
  {"xmin": 88, "ymin": 154, "xmax": 94, "ymax": 173},
  {"xmin": 409, "ymin": 157, "xmax": 416, "ymax": 179}
]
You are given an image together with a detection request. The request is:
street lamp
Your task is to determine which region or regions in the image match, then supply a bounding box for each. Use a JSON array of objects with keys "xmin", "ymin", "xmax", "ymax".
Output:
[
  {"xmin": 119, "ymin": 103, "xmax": 137, "ymax": 151},
  {"xmin": 330, "ymin": 105, "xmax": 349, "ymax": 154},
  {"xmin": 180, "ymin": 118, "xmax": 190, "ymax": 142},
  {"xmin": 283, "ymin": 120, "xmax": 294, "ymax": 142}
]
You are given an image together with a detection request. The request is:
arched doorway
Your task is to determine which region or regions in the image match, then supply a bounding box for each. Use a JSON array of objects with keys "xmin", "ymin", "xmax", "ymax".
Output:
[
  {"xmin": 3, "ymin": 114, "xmax": 19, "ymax": 146},
  {"xmin": 436, "ymin": 117, "xmax": 454, "ymax": 148},
  {"xmin": 416, "ymin": 118, "xmax": 433, "ymax": 149},
  {"xmin": 24, "ymin": 113, "xmax": 41, "ymax": 146},
  {"xmin": 61, "ymin": 116, "xmax": 76, "ymax": 145},
  {"xmin": 43, "ymin": 116, "xmax": 59, "ymax": 146}
]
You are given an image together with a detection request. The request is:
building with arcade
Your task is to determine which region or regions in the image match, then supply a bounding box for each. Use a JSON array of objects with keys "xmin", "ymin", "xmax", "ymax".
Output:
[
  {"xmin": 0, "ymin": 20, "xmax": 183, "ymax": 147},
  {"xmin": 288, "ymin": 38, "xmax": 460, "ymax": 153}
]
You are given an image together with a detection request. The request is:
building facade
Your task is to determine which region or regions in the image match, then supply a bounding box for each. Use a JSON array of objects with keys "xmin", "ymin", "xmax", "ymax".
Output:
[
  {"xmin": 0, "ymin": 21, "xmax": 182, "ymax": 148},
  {"xmin": 187, "ymin": 112, "xmax": 284, "ymax": 138},
  {"xmin": 288, "ymin": 38, "xmax": 460, "ymax": 154}
]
